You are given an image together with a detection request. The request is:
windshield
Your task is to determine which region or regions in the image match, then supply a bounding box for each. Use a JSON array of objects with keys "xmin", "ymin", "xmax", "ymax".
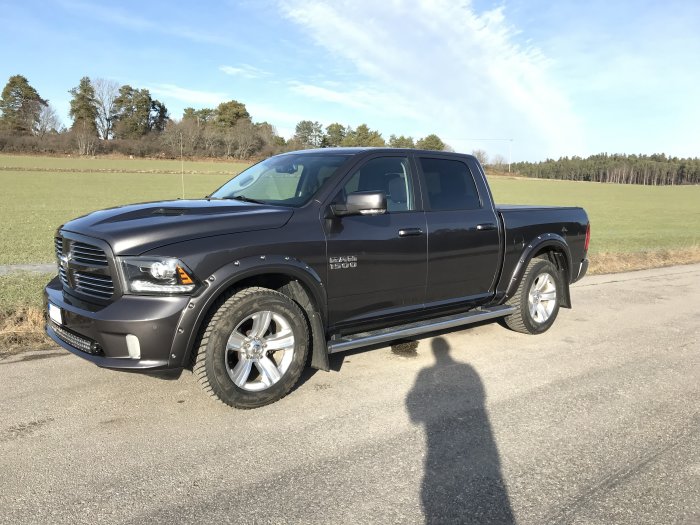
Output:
[{"xmin": 210, "ymin": 153, "xmax": 351, "ymax": 207}]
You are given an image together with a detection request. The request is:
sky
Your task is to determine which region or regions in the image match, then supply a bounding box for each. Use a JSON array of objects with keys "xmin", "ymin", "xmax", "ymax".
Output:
[{"xmin": 1, "ymin": 0, "xmax": 698, "ymax": 162}]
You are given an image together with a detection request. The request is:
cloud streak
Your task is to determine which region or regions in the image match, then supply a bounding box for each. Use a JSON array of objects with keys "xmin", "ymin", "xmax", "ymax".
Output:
[
  {"xmin": 147, "ymin": 84, "xmax": 228, "ymax": 107},
  {"xmin": 278, "ymin": 0, "xmax": 584, "ymax": 158},
  {"xmin": 219, "ymin": 64, "xmax": 271, "ymax": 79}
]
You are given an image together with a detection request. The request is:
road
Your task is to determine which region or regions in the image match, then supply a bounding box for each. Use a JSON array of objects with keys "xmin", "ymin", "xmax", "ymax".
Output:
[{"xmin": 1, "ymin": 264, "xmax": 698, "ymax": 524}]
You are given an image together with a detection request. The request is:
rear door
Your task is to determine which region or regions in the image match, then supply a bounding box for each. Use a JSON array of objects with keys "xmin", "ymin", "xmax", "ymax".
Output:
[
  {"xmin": 417, "ymin": 155, "xmax": 501, "ymax": 306},
  {"xmin": 323, "ymin": 154, "xmax": 427, "ymax": 327}
]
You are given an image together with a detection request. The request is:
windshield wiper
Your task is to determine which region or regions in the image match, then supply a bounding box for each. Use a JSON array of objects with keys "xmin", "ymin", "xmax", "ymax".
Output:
[{"xmin": 220, "ymin": 195, "xmax": 268, "ymax": 205}]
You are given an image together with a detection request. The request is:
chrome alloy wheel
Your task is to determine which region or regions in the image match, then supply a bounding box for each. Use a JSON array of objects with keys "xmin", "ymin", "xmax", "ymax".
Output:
[
  {"xmin": 528, "ymin": 272, "xmax": 557, "ymax": 323},
  {"xmin": 224, "ymin": 311, "xmax": 295, "ymax": 392}
]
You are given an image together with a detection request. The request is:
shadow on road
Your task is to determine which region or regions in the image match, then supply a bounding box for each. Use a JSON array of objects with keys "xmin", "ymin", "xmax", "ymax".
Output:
[{"xmin": 406, "ymin": 337, "xmax": 515, "ymax": 524}]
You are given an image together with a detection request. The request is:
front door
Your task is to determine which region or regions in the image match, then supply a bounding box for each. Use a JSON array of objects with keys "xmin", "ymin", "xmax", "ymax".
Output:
[{"xmin": 324, "ymin": 155, "xmax": 427, "ymax": 327}]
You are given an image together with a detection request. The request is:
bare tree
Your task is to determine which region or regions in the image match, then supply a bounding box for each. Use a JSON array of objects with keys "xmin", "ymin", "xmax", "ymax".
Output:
[
  {"xmin": 73, "ymin": 119, "xmax": 96, "ymax": 155},
  {"xmin": 35, "ymin": 103, "xmax": 62, "ymax": 138},
  {"xmin": 92, "ymin": 78, "xmax": 119, "ymax": 140},
  {"xmin": 472, "ymin": 149, "xmax": 489, "ymax": 166},
  {"xmin": 490, "ymin": 154, "xmax": 507, "ymax": 170},
  {"xmin": 202, "ymin": 125, "xmax": 221, "ymax": 156},
  {"xmin": 232, "ymin": 120, "xmax": 261, "ymax": 158}
]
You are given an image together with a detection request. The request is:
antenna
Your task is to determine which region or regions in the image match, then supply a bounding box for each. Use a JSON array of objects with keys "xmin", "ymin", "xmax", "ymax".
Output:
[{"xmin": 180, "ymin": 131, "xmax": 185, "ymax": 199}]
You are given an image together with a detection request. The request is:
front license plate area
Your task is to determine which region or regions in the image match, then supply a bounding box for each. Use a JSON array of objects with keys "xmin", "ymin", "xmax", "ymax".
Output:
[{"xmin": 48, "ymin": 303, "xmax": 63, "ymax": 325}]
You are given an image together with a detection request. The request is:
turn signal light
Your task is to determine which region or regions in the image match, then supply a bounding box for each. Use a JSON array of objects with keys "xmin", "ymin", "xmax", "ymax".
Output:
[{"xmin": 177, "ymin": 266, "xmax": 194, "ymax": 285}]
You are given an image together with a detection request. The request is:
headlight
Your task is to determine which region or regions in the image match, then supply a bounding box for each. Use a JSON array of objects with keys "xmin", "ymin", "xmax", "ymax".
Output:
[{"xmin": 118, "ymin": 257, "xmax": 196, "ymax": 294}]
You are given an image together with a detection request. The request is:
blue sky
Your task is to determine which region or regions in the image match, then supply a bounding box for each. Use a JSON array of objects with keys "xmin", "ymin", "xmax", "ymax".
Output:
[{"xmin": 1, "ymin": 0, "xmax": 698, "ymax": 161}]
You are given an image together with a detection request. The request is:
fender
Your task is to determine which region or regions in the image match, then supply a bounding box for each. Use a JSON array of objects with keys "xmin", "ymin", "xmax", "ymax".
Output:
[
  {"xmin": 173, "ymin": 255, "xmax": 330, "ymax": 371},
  {"xmin": 504, "ymin": 233, "xmax": 573, "ymax": 308}
]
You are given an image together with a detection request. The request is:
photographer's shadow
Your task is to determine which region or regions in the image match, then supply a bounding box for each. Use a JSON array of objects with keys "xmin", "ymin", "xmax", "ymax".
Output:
[{"xmin": 406, "ymin": 337, "xmax": 515, "ymax": 524}]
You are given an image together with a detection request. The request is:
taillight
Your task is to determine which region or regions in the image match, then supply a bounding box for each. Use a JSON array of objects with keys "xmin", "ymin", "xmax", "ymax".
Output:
[{"xmin": 584, "ymin": 222, "xmax": 591, "ymax": 253}]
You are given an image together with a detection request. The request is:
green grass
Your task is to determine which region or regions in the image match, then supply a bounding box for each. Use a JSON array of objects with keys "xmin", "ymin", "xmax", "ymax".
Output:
[
  {"xmin": 487, "ymin": 176, "xmax": 700, "ymax": 254},
  {"xmin": 0, "ymin": 154, "xmax": 250, "ymax": 174},
  {"xmin": 0, "ymin": 164, "xmax": 243, "ymax": 264},
  {"xmin": 0, "ymin": 272, "xmax": 53, "ymax": 311},
  {"xmin": 0, "ymin": 155, "xmax": 698, "ymax": 265}
]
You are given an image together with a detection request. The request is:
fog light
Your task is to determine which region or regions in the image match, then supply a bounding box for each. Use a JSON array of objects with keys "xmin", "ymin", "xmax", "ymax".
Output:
[{"xmin": 125, "ymin": 334, "xmax": 141, "ymax": 359}]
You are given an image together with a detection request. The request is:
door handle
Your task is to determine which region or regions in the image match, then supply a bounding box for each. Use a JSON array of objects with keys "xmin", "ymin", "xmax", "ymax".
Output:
[
  {"xmin": 398, "ymin": 228, "xmax": 424, "ymax": 237},
  {"xmin": 476, "ymin": 223, "xmax": 497, "ymax": 231}
]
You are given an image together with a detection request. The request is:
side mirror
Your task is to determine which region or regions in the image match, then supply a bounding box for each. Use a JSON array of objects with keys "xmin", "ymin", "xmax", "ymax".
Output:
[{"xmin": 331, "ymin": 191, "xmax": 387, "ymax": 217}]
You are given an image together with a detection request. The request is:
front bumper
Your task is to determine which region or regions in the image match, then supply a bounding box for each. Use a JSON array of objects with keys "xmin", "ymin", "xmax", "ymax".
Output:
[{"xmin": 44, "ymin": 276, "xmax": 189, "ymax": 371}]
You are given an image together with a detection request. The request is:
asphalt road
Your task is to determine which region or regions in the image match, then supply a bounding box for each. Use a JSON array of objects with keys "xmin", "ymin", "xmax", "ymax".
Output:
[{"xmin": 1, "ymin": 264, "xmax": 698, "ymax": 524}]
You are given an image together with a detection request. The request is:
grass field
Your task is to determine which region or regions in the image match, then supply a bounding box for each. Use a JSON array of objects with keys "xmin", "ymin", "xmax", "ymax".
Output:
[
  {"xmin": 488, "ymin": 176, "xmax": 700, "ymax": 254},
  {"xmin": 1, "ymin": 155, "xmax": 698, "ymax": 264},
  {"xmin": 1, "ymin": 154, "xmax": 698, "ymax": 352},
  {"xmin": 0, "ymin": 154, "xmax": 248, "ymax": 174}
]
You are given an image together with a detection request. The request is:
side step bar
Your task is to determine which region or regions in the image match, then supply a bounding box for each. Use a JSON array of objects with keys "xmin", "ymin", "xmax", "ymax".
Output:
[{"xmin": 327, "ymin": 305, "xmax": 516, "ymax": 354}]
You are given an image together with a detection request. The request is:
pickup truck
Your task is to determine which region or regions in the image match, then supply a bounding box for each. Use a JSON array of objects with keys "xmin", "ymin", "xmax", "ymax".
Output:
[{"xmin": 45, "ymin": 148, "xmax": 590, "ymax": 408}]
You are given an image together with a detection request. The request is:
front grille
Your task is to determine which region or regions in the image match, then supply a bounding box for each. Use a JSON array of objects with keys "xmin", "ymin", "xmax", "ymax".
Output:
[
  {"xmin": 74, "ymin": 272, "xmax": 114, "ymax": 299},
  {"xmin": 55, "ymin": 235, "xmax": 115, "ymax": 301},
  {"xmin": 71, "ymin": 241, "xmax": 108, "ymax": 266},
  {"xmin": 54, "ymin": 237, "xmax": 63, "ymax": 259},
  {"xmin": 49, "ymin": 321, "xmax": 102, "ymax": 355},
  {"xmin": 59, "ymin": 267, "xmax": 68, "ymax": 287}
]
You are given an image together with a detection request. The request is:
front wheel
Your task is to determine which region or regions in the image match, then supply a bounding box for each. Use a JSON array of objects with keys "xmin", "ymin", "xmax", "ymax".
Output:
[
  {"xmin": 504, "ymin": 258, "xmax": 562, "ymax": 334},
  {"xmin": 194, "ymin": 287, "xmax": 309, "ymax": 409}
]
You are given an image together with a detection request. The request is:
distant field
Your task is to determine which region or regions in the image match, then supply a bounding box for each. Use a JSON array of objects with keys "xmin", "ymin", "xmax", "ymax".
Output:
[
  {"xmin": 0, "ymin": 155, "xmax": 698, "ymax": 265},
  {"xmin": 0, "ymin": 154, "xmax": 249, "ymax": 174},
  {"xmin": 488, "ymin": 176, "xmax": 700, "ymax": 255},
  {"xmin": 0, "ymin": 156, "xmax": 246, "ymax": 264}
]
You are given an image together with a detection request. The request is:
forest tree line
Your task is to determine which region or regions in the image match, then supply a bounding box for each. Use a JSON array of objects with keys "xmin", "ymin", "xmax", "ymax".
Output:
[
  {"xmin": 511, "ymin": 153, "xmax": 699, "ymax": 185},
  {"xmin": 2, "ymin": 74, "xmax": 696, "ymax": 185},
  {"xmin": 0, "ymin": 74, "xmax": 446, "ymax": 159}
]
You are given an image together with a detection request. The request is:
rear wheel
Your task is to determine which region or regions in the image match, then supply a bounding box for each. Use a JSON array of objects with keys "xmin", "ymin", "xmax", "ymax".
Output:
[
  {"xmin": 505, "ymin": 258, "xmax": 562, "ymax": 334},
  {"xmin": 194, "ymin": 287, "xmax": 309, "ymax": 409}
]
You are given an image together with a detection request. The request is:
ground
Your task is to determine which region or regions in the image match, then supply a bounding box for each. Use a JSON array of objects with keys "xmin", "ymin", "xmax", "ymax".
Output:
[{"xmin": 1, "ymin": 264, "xmax": 698, "ymax": 524}]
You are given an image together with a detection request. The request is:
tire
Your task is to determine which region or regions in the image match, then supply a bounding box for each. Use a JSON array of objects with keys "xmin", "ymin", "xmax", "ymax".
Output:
[
  {"xmin": 504, "ymin": 257, "xmax": 562, "ymax": 334},
  {"xmin": 194, "ymin": 287, "xmax": 309, "ymax": 409}
]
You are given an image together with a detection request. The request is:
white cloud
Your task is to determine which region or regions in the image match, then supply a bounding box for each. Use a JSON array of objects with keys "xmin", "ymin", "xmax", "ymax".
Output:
[
  {"xmin": 246, "ymin": 103, "xmax": 306, "ymax": 137},
  {"xmin": 288, "ymin": 81, "xmax": 422, "ymax": 120},
  {"xmin": 219, "ymin": 64, "xmax": 271, "ymax": 79},
  {"xmin": 278, "ymin": 0, "xmax": 585, "ymax": 158},
  {"xmin": 147, "ymin": 84, "xmax": 228, "ymax": 107}
]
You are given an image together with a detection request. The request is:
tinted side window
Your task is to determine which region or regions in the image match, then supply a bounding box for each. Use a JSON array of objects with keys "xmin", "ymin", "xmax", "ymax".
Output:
[
  {"xmin": 338, "ymin": 157, "xmax": 414, "ymax": 212},
  {"xmin": 420, "ymin": 158, "xmax": 481, "ymax": 211}
]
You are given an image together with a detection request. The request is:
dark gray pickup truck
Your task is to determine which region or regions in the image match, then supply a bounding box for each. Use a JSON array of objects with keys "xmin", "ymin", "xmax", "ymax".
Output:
[{"xmin": 45, "ymin": 148, "xmax": 590, "ymax": 408}]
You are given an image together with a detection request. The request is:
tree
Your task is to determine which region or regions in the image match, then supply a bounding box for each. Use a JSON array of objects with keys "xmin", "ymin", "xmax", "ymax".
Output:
[
  {"xmin": 0, "ymin": 74, "xmax": 47, "ymax": 135},
  {"xmin": 342, "ymin": 124, "xmax": 385, "ymax": 147},
  {"xmin": 35, "ymin": 103, "xmax": 62, "ymax": 138},
  {"xmin": 389, "ymin": 134, "xmax": 415, "ymax": 148},
  {"xmin": 69, "ymin": 77, "xmax": 98, "ymax": 133},
  {"xmin": 113, "ymin": 85, "xmax": 168, "ymax": 138},
  {"xmin": 184, "ymin": 107, "xmax": 216, "ymax": 125},
  {"xmin": 69, "ymin": 77, "xmax": 99, "ymax": 155},
  {"xmin": 150, "ymin": 100, "xmax": 168, "ymax": 132},
  {"xmin": 471, "ymin": 148, "xmax": 488, "ymax": 165},
  {"xmin": 324, "ymin": 123, "xmax": 347, "ymax": 147},
  {"xmin": 294, "ymin": 120, "xmax": 323, "ymax": 148},
  {"xmin": 416, "ymin": 134, "xmax": 445, "ymax": 151},
  {"xmin": 490, "ymin": 154, "xmax": 507, "ymax": 170},
  {"xmin": 92, "ymin": 78, "xmax": 119, "ymax": 140},
  {"xmin": 231, "ymin": 119, "xmax": 262, "ymax": 158},
  {"xmin": 215, "ymin": 100, "xmax": 250, "ymax": 129}
]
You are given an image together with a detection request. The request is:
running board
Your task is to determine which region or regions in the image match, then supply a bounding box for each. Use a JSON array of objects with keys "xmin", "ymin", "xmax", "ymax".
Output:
[{"xmin": 327, "ymin": 305, "xmax": 516, "ymax": 354}]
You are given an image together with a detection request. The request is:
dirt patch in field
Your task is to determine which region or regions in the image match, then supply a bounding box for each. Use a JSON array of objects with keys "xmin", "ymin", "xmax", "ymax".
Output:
[
  {"xmin": 588, "ymin": 246, "xmax": 700, "ymax": 275},
  {"xmin": 0, "ymin": 307, "xmax": 52, "ymax": 357}
]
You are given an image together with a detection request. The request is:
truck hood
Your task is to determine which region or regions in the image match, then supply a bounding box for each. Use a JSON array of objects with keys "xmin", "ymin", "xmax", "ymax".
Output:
[{"xmin": 61, "ymin": 199, "xmax": 294, "ymax": 255}]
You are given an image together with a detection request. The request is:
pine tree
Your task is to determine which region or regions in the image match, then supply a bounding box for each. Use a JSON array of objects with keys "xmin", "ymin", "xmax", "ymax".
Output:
[{"xmin": 0, "ymin": 74, "xmax": 47, "ymax": 135}]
